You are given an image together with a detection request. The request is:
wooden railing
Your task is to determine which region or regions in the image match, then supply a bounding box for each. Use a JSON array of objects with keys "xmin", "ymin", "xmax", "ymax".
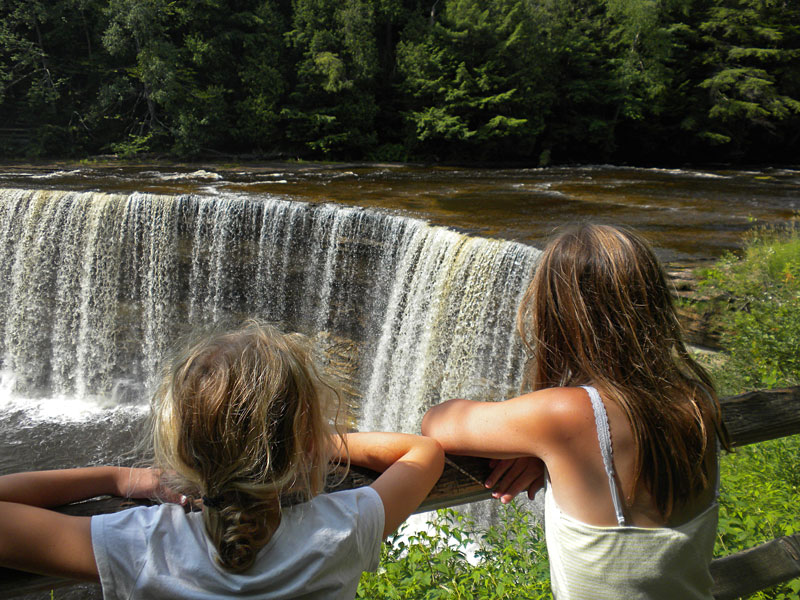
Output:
[{"xmin": 1, "ymin": 386, "xmax": 799, "ymax": 599}]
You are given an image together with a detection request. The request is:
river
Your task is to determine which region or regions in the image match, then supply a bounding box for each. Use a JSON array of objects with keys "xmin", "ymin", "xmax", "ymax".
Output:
[{"xmin": 2, "ymin": 162, "xmax": 798, "ymax": 262}]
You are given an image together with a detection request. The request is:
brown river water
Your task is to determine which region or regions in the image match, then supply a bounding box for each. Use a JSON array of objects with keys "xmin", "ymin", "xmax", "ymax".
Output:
[{"xmin": 1, "ymin": 162, "xmax": 798, "ymax": 264}]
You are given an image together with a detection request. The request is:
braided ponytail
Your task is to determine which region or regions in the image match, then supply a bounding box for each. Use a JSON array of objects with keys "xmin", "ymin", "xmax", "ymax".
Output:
[{"xmin": 151, "ymin": 322, "xmax": 345, "ymax": 572}]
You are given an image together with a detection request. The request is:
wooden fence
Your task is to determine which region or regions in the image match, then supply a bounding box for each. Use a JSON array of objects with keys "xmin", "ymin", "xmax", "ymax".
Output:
[{"xmin": 1, "ymin": 386, "xmax": 799, "ymax": 599}]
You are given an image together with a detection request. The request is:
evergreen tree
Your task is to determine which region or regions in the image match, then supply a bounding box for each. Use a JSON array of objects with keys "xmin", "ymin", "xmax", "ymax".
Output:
[
  {"xmin": 101, "ymin": 0, "xmax": 287, "ymax": 156},
  {"xmin": 282, "ymin": 0, "xmax": 380, "ymax": 156},
  {"xmin": 396, "ymin": 0, "xmax": 552, "ymax": 162},
  {"xmin": 535, "ymin": 0, "xmax": 619, "ymax": 163},
  {"xmin": 697, "ymin": 0, "xmax": 800, "ymax": 160},
  {"xmin": 0, "ymin": 0, "xmax": 797, "ymax": 162},
  {"xmin": 0, "ymin": 0, "xmax": 110, "ymax": 155},
  {"xmin": 167, "ymin": 0, "xmax": 286, "ymax": 155},
  {"xmin": 602, "ymin": 0, "xmax": 695, "ymax": 162},
  {"xmin": 101, "ymin": 0, "xmax": 181, "ymax": 152}
]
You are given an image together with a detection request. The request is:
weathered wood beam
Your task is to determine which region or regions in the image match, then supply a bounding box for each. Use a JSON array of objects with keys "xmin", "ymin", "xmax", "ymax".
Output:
[
  {"xmin": 711, "ymin": 533, "xmax": 800, "ymax": 600},
  {"xmin": 333, "ymin": 456, "xmax": 493, "ymax": 513},
  {"xmin": 1, "ymin": 387, "xmax": 798, "ymax": 597},
  {"xmin": 720, "ymin": 386, "xmax": 800, "ymax": 447}
]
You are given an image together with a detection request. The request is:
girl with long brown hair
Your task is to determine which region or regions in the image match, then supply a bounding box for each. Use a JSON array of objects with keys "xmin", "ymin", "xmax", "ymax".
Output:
[
  {"xmin": 422, "ymin": 224, "xmax": 727, "ymax": 599},
  {"xmin": 0, "ymin": 322, "xmax": 444, "ymax": 599}
]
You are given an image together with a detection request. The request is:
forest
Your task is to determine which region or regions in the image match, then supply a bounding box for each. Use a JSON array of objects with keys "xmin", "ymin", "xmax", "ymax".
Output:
[{"xmin": 1, "ymin": 0, "xmax": 798, "ymax": 165}]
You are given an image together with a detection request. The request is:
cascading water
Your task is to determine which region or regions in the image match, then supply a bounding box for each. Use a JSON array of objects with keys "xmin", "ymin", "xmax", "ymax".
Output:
[
  {"xmin": 361, "ymin": 227, "xmax": 533, "ymax": 433},
  {"xmin": 0, "ymin": 187, "xmax": 539, "ymax": 469}
]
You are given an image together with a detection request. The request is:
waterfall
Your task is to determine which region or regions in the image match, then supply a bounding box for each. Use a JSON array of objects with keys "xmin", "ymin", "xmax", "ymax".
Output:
[{"xmin": 0, "ymin": 188, "xmax": 539, "ymax": 433}]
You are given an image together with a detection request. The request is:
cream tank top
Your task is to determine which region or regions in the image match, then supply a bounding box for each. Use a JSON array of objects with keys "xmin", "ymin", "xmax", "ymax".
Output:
[{"xmin": 544, "ymin": 386, "xmax": 718, "ymax": 600}]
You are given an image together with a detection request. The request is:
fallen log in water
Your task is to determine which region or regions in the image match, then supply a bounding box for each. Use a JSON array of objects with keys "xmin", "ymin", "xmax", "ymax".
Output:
[{"xmin": 1, "ymin": 387, "xmax": 798, "ymax": 598}]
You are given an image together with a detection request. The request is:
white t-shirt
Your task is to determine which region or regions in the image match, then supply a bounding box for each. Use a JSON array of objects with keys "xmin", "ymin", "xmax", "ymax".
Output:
[{"xmin": 91, "ymin": 486, "xmax": 384, "ymax": 600}]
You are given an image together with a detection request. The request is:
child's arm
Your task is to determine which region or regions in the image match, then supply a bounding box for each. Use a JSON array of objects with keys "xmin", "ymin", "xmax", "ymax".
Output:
[
  {"xmin": 337, "ymin": 433, "xmax": 444, "ymax": 537},
  {"xmin": 0, "ymin": 467, "xmax": 161, "ymax": 580},
  {"xmin": 0, "ymin": 466, "xmax": 161, "ymax": 507}
]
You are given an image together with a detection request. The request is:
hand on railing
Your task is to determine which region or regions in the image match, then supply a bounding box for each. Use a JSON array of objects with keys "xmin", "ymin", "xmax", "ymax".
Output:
[{"xmin": 484, "ymin": 456, "xmax": 545, "ymax": 504}]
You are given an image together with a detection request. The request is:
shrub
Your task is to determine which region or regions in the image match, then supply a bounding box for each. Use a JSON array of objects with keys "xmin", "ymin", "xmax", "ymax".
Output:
[
  {"xmin": 698, "ymin": 221, "xmax": 800, "ymax": 599},
  {"xmin": 698, "ymin": 221, "xmax": 800, "ymax": 393},
  {"xmin": 357, "ymin": 504, "xmax": 550, "ymax": 599}
]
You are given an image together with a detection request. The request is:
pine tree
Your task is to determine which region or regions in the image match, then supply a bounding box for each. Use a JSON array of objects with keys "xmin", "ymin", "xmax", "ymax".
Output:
[
  {"xmin": 396, "ymin": 0, "xmax": 552, "ymax": 162},
  {"xmin": 281, "ymin": 0, "xmax": 380, "ymax": 156},
  {"xmin": 697, "ymin": 0, "xmax": 800, "ymax": 159}
]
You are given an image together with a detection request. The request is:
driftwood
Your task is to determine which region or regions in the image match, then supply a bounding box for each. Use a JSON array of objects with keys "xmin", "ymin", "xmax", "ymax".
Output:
[{"xmin": 1, "ymin": 387, "xmax": 798, "ymax": 598}]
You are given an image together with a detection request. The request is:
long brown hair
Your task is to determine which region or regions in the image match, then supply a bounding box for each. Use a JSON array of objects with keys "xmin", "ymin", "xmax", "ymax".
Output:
[
  {"xmin": 151, "ymin": 322, "xmax": 346, "ymax": 572},
  {"xmin": 517, "ymin": 224, "xmax": 728, "ymax": 518}
]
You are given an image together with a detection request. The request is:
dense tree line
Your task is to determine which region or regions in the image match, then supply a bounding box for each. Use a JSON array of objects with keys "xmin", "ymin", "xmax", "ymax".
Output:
[{"xmin": 1, "ymin": 0, "xmax": 798, "ymax": 164}]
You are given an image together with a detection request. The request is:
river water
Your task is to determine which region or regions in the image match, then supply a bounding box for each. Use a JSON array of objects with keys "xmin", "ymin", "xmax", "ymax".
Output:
[
  {"xmin": 0, "ymin": 162, "xmax": 797, "ymax": 598},
  {"xmin": 2, "ymin": 162, "xmax": 798, "ymax": 262}
]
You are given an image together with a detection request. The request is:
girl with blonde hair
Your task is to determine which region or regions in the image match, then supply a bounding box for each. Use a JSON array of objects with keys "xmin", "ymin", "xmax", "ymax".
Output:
[
  {"xmin": 0, "ymin": 322, "xmax": 444, "ymax": 599},
  {"xmin": 422, "ymin": 224, "xmax": 728, "ymax": 599}
]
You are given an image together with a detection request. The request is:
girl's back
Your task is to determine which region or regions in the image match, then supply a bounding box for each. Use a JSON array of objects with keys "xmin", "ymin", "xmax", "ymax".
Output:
[
  {"xmin": 422, "ymin": 224, "xmax": 727, "ymax": 599},
  {"xmin": 540, "ymin": 385, "xmax": 716, "ymax": 529},
  {"xmin": 541, "ymin": 385, "xmax": 719, "ymax": 600},
  {"xmin": 92, "ymin": 486, "xmax": 384, "ymax": 599}
]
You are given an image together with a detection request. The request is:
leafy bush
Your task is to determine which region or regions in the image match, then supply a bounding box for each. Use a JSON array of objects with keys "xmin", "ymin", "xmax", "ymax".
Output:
[
  {"xmin": 698, "ymin": 221, "xmax": 800, "ymax": 599},
  {"xmin": 716, "ymin": 435, "xmax": 800, "ymax": 600},
  {"xmin": 718, "ymin": 436, "xmax": 800, "ymax": 552},
  {"xmin": 698, "ymin": 221, "xmax": 800, "ymax": 393},
  {"xmin": 357, "ymin": 505, "xmax": 550, "ymax": 600}
]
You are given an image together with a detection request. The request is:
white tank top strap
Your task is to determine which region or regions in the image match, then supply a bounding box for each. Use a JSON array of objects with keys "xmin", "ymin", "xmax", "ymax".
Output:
[
  {"xmin": 714, "ymin": 437, "xmax": 721, "ymax": 500},
  {"xmin": 581, "ymin": 385, "xmax": 627, "ymax": 526}
]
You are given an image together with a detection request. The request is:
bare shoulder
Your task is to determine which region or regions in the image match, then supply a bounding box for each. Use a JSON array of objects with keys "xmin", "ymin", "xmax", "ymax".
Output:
[
  {"xmin": 422, "ymin": 387, "xmax": 596, "ymax": 459},
  {"xmin": 505, "ymin": 387, "xmax": 597, "ymax": 443}
]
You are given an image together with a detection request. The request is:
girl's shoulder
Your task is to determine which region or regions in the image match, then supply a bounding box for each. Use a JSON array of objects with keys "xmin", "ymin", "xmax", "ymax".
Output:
[{"xmin": 513, "ymin": 386, "xmax": 601, "ymax": 434}]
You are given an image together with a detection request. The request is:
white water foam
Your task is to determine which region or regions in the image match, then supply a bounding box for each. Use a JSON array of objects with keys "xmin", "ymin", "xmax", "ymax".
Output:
[{"xmin": 0, "ymin": 369, "xmax": 147, "ymax": 423}]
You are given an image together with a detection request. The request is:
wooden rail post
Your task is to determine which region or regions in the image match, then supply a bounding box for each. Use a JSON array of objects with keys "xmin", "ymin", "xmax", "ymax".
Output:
[{"xmin": 710, "ymin": 533, "xmax": 800, "ymax": 600}]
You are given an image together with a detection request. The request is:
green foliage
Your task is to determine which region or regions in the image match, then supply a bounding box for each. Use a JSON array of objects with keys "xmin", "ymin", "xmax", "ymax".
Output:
[
  {"xmin": 694, "ymin": 223, "xmax": 800, "ymax": 599},
  {"xmin": 698, "ymin": 222, "xmax": 800, "ymax": 392},
  {"xmin": 396, "ymin": 0, "xmax": 550, "ymax": 161},
  {"xmin": 697, "ymin": 0, "xmax": 800, "ymax": 157},
  {"xmin": 110, "ymin": 132, "xmax": 153, "ymax": 158},
  {"xmin": 282, "ymin": 0, "xmax": 379, "ymax": 156},
  {"xmin": 0, "ymin": 0, "xmax": 798, "ymax": 161},
  {"xmin": 101, "ymin": 0, "xmax": 287, "ymax": 156},
  {"xmin": 357, "ymin": 505, "xmax": 550, "ymax": 599},
  {"xmin": 717, "ymin": 436, "xmax": 800, "ymax": 554},
  {"xmin": 534, "ymin": 0, "xmax": 619, "ymax": 162},
  {"xmin": 715, "ymin": 435, "xmax": 800, "ymax": 599}
]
